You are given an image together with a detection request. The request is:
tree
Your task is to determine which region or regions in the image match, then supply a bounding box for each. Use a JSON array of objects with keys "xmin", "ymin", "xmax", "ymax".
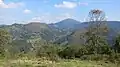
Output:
[
  {"xmin": 84, "ymin": 9, "xmax": 109, "ymax": 54},
  {"xmin": 114, "ymin": 35, "xmax": 120, "ymax": 53},
  {"xmin": 27, "ymin": 37, "xmax": 48, "ymax": 52},
  {"xmin": 0, "ymin": 28, "xmax": 11, "ymax": 56}
]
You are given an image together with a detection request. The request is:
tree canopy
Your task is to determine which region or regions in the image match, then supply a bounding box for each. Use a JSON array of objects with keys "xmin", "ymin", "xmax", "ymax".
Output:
[{"xmin": 0, "ymin": 28, "xmax": 11, "ymax": 56}]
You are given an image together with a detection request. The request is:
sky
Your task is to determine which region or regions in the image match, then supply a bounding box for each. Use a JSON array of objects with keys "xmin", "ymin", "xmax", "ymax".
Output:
[{"xmin": 0, "ymin": 0, "xmax": 120, "ymax": 24}]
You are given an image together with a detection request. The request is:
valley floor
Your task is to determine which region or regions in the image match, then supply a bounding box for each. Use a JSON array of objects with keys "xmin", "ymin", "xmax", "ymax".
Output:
[{"xmin": 0, "ymin": 58, "xmax": 119, "ymax": 67}]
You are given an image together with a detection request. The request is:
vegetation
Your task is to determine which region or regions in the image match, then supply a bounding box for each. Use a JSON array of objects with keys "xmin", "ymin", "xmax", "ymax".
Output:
[
  {"xmin": 0, "ymin": 28, "xmax": 11, "ymax": 57},
  {"xmin": 114, "ymin": 35, "xmax": 120, "ymax": 53},
  {"xmin": 0, "ymin": 58, "xmax": 119, "ymax": 67},
  {"xmin": 0, "ymin": 9, "xmax": 120, "ymax": 67}
]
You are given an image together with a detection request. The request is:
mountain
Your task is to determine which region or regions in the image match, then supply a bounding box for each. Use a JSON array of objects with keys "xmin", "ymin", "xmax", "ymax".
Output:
[
  {"xmin": 0, "ymin": 22, "xmax": 66, "ymax": 42},
  {"xmin": 49, "ymin": 18, "xmax": 81, "ymax": 31},
  {"xmin": 53, "ymin": 21, "xmax": 120, "ymax": 45},
  {"xmin": 0, "ymin": 19, "xmax": 120, "ymax": 45},
  {"xmin": 24, "ymin": 22, "xmax": 50, "ymax": 33},
  {"xmin": 1, "ymin": 19, "xmax": 120, "ymax": 53}
]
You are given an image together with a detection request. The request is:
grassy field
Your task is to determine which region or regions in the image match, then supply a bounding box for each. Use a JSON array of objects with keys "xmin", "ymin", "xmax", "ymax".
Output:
[{"xmin": 0, "ymin": 57, "xmax": 119, "ymax": 67}]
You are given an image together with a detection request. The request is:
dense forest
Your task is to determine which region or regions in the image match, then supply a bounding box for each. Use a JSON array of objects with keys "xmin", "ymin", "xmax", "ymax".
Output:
[{"xmin": 1, "ymin": 9, "xmax": 120, "ymax": 67}]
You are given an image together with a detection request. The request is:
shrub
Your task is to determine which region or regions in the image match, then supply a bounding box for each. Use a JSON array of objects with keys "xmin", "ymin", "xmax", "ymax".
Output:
[{"xmin": 35, "ymin": 44, "xmax": 60, "ymax": 61}]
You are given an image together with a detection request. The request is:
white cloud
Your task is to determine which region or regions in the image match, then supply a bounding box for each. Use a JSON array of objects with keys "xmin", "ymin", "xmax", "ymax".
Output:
[
  {"xmin": 54, "ymin": 1, "xmax": 88, "ymax": 9},
  {"xmin": 54, "ymin": 13, "xmax": 72, "ymax": 21},
  {"xmin": 54, "ymin": 1, "xmax": 77, "ymax": 9},
  {"xmin": 30, "ymin": 13, "xmax": 73, "ymax": 23},
  {"xmin": 0, "ymin": 0, "xmax": 24, "ymax": 8},
  {"xmin": 23, "ymin": 9, "xmax": 31, "ymax": 14}
]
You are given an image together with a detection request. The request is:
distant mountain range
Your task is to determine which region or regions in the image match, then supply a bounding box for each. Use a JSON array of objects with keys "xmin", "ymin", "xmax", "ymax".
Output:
[{"xmin": 0, "ymin": 18, "xmax": 120, "ymax": 45}]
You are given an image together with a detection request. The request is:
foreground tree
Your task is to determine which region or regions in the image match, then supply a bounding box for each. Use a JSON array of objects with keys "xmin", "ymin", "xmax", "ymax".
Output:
[
  {"xmin": 114, "ymin": 35, "xmax": 120, "ymax": 53},
  {"xmin": 84, "ymin": 9, "xmax": 109, "ymax": 54},
  {"xmin": 0, "ymin": 29, "xmax": 11, "ymax": 56}
]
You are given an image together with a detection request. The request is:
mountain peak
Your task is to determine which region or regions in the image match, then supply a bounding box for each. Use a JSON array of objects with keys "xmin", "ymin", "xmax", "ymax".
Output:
[
  {"xmin": 60, "ymin": 18, "xmax": 80, "ymax": 23},
  {"xmin": 28, "ymin": 22, "xmax": 41, "ymax": 24},
  {"xmin": 50, "ymin": 18, "xmax": 81, "ymax": 29},
  {"xmin": 63, "ymin": 18, "xmax": 75, "ymax": 20}
]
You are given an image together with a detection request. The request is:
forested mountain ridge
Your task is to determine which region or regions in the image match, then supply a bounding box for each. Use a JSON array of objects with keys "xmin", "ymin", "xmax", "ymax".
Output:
[
  {"xmin": 0, "ymin": 22, "xmax": 67, "ymax": 42},
  {"xmin": 0, "ymin": 19, "xmax": 120, "ymax": 45},
  {"xmin": 52, "ymin": 20, "xmax": 120, "ymax": 45}
]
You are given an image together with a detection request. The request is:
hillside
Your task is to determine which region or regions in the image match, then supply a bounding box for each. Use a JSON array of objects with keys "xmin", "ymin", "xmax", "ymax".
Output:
[
  {"xmin": 0, "ymin": 19, "xmax": 120, "ymax": 45},
  {"xmin": 0, "ymin": 22, "xmax": 66, "ymax": 42},
  {"xmin": 53, "ymin": 20, "xmax": 120, "ymax": 45},
  {"xmin": 49, "ymin": 18, "xmax": 81, "ymax": 31}
]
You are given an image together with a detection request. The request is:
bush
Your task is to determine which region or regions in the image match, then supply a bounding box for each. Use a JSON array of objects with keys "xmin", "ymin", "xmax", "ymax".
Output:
[
  {"xmin": 58, "ymin": 45, "xmax": 82, "ymax": 59},
  {"xmin": 35, "ymin": 44, "xmax": 60, "ymax": 61},
  {"xmin": 80, "ymin": 54, "xmax": 101, "ymax": 61},
  {"xmin": 108, "ymin": 53, "xmax": 120, "ymax": 63}
]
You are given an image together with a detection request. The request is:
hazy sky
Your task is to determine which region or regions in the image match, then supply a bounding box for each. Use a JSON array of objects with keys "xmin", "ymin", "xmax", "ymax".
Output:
[{"xmin": 0, "ymin": 0, "xmax": 120, "ymax": 24}]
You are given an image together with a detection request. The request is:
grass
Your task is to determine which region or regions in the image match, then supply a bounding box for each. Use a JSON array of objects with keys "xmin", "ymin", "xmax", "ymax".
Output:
[{"xmin": 0, "ymin": 57, "xmax": 119, "ymax": 67}]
